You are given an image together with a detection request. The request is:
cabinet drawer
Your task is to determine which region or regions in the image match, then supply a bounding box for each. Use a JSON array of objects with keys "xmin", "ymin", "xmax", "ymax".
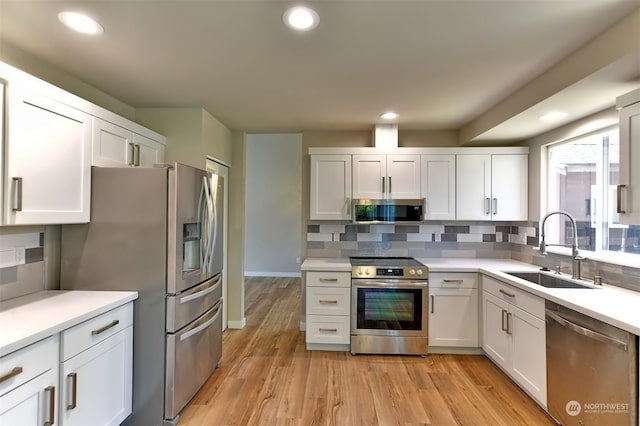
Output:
[
  {"xmin": 307, "ymin": 287, "xmax": 350, "ymax": 316},
  {"xmin": 0, "ymin": 335, "xmax": 57, "ymax": 396},
  {"xmin": 306, "ymin": 271, "xmax": 350, "ymax": 288},
  {"xmin": 61, "ymin": 302, "xmax": 133, "ymax": 361},
  {"xmin": 306, "ymin": 315, "xmax": 350, "ymax": 344},
  {"xmin": 429, "ymin": 272, "xmax": 477, "ymax": 289},
  {"xmin": 482, "ymin": 276, "xmax": 544, "ymax": 319}
]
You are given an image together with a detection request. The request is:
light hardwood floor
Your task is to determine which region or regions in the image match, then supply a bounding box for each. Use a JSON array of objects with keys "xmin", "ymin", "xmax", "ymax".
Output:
[{"xmin": 178, "ymin": 277, "xmax": 556, "ymax": 425}]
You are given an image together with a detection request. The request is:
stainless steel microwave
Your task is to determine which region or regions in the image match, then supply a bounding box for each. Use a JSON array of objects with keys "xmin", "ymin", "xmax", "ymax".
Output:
[{"xmin": 352, "ymin": 198, "xmax": 425, "ymax": 224}]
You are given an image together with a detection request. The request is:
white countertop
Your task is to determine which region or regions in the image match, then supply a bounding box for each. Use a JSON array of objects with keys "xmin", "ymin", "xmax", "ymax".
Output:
[
  {"xmin": 0, "ymin": 290, "xmax": 138, "ymax": 357},
  {"xmin": 301, "ymin": 256, "xmax": 640, "ymax": 336}
]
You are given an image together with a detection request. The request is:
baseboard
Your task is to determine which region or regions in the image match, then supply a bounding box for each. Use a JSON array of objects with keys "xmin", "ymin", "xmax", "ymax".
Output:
[
  {"xmin": 227, "ymin": 318, "xmax": 247, "ymax": 329},
  {"xmin": 244, "ymin": 271, "xmax": 301, "ymax": 278}
]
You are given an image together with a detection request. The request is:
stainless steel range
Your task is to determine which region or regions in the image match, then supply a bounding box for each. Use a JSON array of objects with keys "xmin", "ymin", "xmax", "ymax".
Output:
[{"xmin": 350, "ymin": 257, "xmax": 429, "ymax": 356}]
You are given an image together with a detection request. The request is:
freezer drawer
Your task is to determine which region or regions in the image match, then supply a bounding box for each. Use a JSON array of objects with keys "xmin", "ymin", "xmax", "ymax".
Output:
[
  {"xmin": 165, "ymin": 300, "xmax": 222, "ymax": 421},
  {"xmin": 166, "ymin": 274, "xmax": 222, "ymax": 333}
]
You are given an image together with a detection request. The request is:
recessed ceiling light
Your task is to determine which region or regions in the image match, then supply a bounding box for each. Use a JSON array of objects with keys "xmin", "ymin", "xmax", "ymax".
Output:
[
  {"xmin": 58, "ymin": 11, "xmax": 104, "ymax": 35},
  {"xmin": 380, "ymin": 112, "xmax": 399, "ymax": 120},
  {"xmin": 283, "ymin": 6, "xmax": 319, "ymax": 31},
  {"xmin": 539, "ymin": 111, "xmax": 568, "ymax": 122}
]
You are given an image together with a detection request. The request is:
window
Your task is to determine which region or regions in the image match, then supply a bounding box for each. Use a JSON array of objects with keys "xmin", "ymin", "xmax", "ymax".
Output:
[{"xmin": 546, "ymin": 127, "xmax": 640, "ymax": 259}]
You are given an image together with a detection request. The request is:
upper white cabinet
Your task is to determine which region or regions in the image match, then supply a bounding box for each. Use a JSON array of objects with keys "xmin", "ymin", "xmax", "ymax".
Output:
[
  {"xmin": 3, "ymin": 83, "xmax": 92, "ymax": 225},
  {"xmin": 617, "ymin": 88, "xmax": 640, "ymax": 224},
  {"xmin": 421, "ymin": 154, "xmax": 456, "ymax": 220},
  {"xmin": 352, "ymin": 154, "xmax": 420, "ymax": 199},
  {"xmin": 310, "ymin": 155, "xmax": 352, "ymax": 220},
  {"xmin": 92, "ymin": 118, "xmax": 165, "ymax": 168},
  {"xmin": 456, "ymin": 154, "xmax": 528, "ymax": 221}
]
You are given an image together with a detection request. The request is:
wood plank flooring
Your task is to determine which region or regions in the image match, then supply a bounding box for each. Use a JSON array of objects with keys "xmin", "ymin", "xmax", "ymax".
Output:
[{"xmin": 178, "ymin": 277, "xmax": 556, "ymax": 426}]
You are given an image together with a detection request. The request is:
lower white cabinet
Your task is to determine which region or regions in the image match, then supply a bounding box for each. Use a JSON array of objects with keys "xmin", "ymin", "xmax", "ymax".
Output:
[
  {"xmin": 0, "ymin": 336, "xmax": 59, "ymax": 426},
  {"xmin": 482, "ymin": 275, "xmax": 546, "ymax": 407},
  {"xmin": 428, "ymin": 273, "xmax": 479, "ymax": 349},
  {"xmin": 305, "ymin": 271, "xmax": 351, "ymax": 350},
  {"xmin": 59, "ymin": 303, "xmax": 133, "ymax": 426}
]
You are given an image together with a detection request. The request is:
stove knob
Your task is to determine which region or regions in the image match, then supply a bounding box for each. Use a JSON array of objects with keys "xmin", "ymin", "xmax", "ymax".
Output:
[
  {"xmin": 409, "ymin": 269, "xmax": 416, "ymax": 275},
  {"xmin": 417, "ymin": 269, "xmax": 423, "ymax": 276},
  {"xmin": 365, "ymin": 269, "xmax": 371, "ymax": 276}
]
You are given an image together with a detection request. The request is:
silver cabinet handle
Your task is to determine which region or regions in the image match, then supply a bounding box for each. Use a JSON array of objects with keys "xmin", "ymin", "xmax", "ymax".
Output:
[
  {"xmin": 128, "ymin": 143, "xmax": 135, "ymax": 166},
  {"xmin": 430, "ymin": 295, "xmax": 434, "ymax": 314},
  {"xmin": 501, "ymin": 309, "xmax": 508, "ymax": 332},
  {"xmin": 319, "ymin": 278, "xmax": 338, "ymax": 282},
  {"xmin": 381, "ymin": 176, "xmax": 385, "ymax": 193},
  {"xmin": 319, "ymin": 328, "xmax": 337, "ymax": 332},
  {"xmin": 506, "ymin": 312, "xmax": 513, "ymax": 335},
  {"xmin": 388, "ymin": 176, "xmax": 392, "ymax": 194},
  {"xmin": 0, "ymin": 366, "xmax": 23, "ymax": 384},
  {"xmin": 492, "ymin": 198, "xmax": 498, "ymax": 215},
  {"xmin": 485, "ymin": 197, "xmax": 490, "ymax": 215},
  {"xmin": 499, "ymin": 289, "xmax": 515, "ymax": 298},
  {"xmin": 134, "ymin": 144, "xmax": 141, "ymax": 166},
  {"xmin": 11, "ymin": 177, "xmax": 23, "ymax": 211},
  {"xmin": 91, "ymin": 319, "xmax": 119, "ymax": 335},
  {"xmin": 45, "ymin": 385, "xmax": 55, "ymax": 426},
  {"xmin": 67, "ymin": 372, "xmax": 77, "ymax": 409},
  {"xmin": 443, "ymin": 279, "xmax": 464, "ymax": 283},
  {"xmin": 345, "ymin": 197, "xmax": 351, "ymax": 215},
  {"xmin": 319, "ymin": 299, "xmax": 338, "ymax": 304},
  {"xmin": 617, "ymin": 184, "xmax": 627, "ymax": 214}
]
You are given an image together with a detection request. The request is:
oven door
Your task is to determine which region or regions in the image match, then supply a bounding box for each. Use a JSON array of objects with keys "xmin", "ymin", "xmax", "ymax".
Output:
[{"xmin": 351, "ymin": 280, "xmax": 428, "ymax": 337}]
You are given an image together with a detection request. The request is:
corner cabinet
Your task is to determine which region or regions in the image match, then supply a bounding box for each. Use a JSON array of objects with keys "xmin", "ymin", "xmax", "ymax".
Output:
[
  {"xmin": 352, "ymin": 154, "xmax": 421, "ymax": 199},
  {"xmin": 617, "ymin": 88, "xmax": 640, "ymax": 224},
  {"xmin": 310, "ymin": 155, "xmax": 352, "ymax": 220},
  {"xmin": 92, "ymin": 117, "xmax": 165, "ymax": 168},
  {"xmin": 482, "ymin": 275, "xmax": 546, "ymax": 407},
  {"xmin": 456, "ymin": 154, "xmax": 528, "ymax": 221},
  {"xmin": 305, "ymin": 271, "xmax": 351, "ymax": 351},
  {"xmin": 3, "ymin": 84, "xmax": 91, "ymax": 225}
]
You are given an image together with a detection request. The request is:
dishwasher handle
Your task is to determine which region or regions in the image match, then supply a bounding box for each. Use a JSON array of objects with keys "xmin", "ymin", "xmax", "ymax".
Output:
[{"xmin": 546, "ymin": 310, "xmax": 628, "ymax": 351}]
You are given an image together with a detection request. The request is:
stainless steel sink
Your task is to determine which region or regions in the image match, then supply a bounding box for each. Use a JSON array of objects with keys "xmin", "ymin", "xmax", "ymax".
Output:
[{"xmin": 505, "ymin": 271, "xmax": 599, "ymax": 289}]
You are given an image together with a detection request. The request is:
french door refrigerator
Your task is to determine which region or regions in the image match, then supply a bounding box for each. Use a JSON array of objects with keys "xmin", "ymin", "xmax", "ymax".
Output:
[{"xmin": 60, "ymin": 163, "xmax": 224, "ymax": 426}]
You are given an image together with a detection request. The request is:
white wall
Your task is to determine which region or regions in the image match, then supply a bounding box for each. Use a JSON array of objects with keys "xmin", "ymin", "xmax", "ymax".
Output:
[{"xmin": 244, "ymin": 134, "xmax": 302, "ymax": 277}]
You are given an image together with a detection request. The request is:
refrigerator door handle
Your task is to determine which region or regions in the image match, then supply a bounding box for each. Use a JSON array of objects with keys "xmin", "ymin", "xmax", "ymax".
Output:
[
  {"xmin": 197, "ymin": 176, "xmax": 209, "ymax": 275},
  {"xmin": 208, "ymin": 175, "xmax": 218, "ymax": 270},
  {"xmin": 202, "ymin": 176, "xmax": 215, "ymax": 275}
]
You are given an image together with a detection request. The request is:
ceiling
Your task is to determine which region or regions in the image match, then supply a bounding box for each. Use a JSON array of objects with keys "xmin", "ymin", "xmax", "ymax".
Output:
[{"xmin": 0, "ymin": 0, "xmax": 639, "ymax": 143}]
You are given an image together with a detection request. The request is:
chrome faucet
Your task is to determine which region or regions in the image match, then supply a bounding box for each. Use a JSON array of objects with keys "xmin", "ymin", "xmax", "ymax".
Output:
[{"xmin": 539, "ymin": 211, "xmax": 586, "ymax": 280}]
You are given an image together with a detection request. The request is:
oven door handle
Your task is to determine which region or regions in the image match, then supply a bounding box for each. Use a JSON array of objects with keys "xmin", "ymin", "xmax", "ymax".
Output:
[{"xmin": 352, "ymin": 280, "xmax": 429, "ymax": 288}]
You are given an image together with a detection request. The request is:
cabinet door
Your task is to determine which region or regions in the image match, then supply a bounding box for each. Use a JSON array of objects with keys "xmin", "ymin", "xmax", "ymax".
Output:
[
  {"xmin": 619, "ymin": 101, "xmax": 640, "ymax": 224},
  {"xmin": 132, "ymin": 133, "xmax": 164, "ymax": 167},
  {"xmin": 352, "ymin": 154, "xmax": 385, "ymax": 199},
  {"xmin": 429, "ymin": 287, "xmax": 478, "ymax": 347},
  {"xmin": 510, "ymin": 304, "xmax": 547, "ymax": 406},
  {"xmin": 310, "ymin": 155, "xmax": 352, "ymax": 220},
  {"xmin": 456, "ymin": 154, "xmax": 491, "ymax": 220},
  {"xmin": 386, "ymin": 154, "xmax": 421, "ymax": 199},
  {"xmin": 5, "ymin": 89, "xmax": 91, "ymax": 224},
  {"xmin": 421, "ymin": 154, "xmax": 455, "ymax": 220},
  {"xmin": 491, "ymin": 154, "xmax": 528, "ymax": 221},
  {"xmin": 60, "ymin": 327, "xmax": 132, "ymax": 426},
  {"xmin": 482, "ymin": 291, "xmax": 509, "ymax": 368},
  {"xmin": 0, "ymin": 369, "xmax": 57, "ymax": 426},
  {"xmin": 92, "ymin": 118, "xmax": 133, "ymax": 167}
]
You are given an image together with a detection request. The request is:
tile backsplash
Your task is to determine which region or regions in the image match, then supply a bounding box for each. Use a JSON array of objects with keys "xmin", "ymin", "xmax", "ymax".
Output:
[{"xmin": 306, "ymin": 220, "xmax": 640, "ymax": 292}]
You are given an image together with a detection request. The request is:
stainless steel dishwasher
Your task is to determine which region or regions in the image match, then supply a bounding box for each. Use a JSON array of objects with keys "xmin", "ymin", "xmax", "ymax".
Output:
[{"xmin": 546, "ymin": 300, "xmax": 638, "ymax": 426}]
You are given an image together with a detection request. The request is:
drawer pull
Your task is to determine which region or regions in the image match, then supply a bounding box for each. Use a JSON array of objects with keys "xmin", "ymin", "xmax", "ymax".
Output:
[
  {"xmin": 430, "ymin": 295, "xmax": 434, "ymax": 314},
  {"xmin": 319, "ymin": 328, "xmax": 338, "ymax": 332},
  {"xmin": 499, "ymin": 289, "xmax": 515, "ymax": 298},
  {"xmin": 319, "ymin": 278, "xmax": 339, "ymax": 282},
  {"xmin": 443, "ymin": 279, "xmax": 464, "ymax": 283},
  {"xmin": 319, "ymin": 299, "xmax": 338, "ymax": 304},
  {"xmin": 91, "ymin": 319, "xmax": 120, "ymax": 335},
  {"xmin": 0, "ymin": 366, "xmax": 23, "ymax": 384},
  {"xmin": 45, "ymin": 385, "xmax": 55, "ymax": 426},
  {"xmin": 501, "ymin": 309, "xmax": 508, "ymax": 332},
  {"xmin": 67, "ymin": 372, "xmax": 77, "ymax": 409}
]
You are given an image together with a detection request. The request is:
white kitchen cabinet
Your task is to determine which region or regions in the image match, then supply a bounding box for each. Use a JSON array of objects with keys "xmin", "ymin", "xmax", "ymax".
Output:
[
  {"xmin": 310, "ymin": 155, "xmax": 352, "ymax": 220},
  {"xmin": 456, "ymin": 154, "xmax": 528, "ymax": 221},
  {"xmin": 428, "ymin": 273, "xmax": 479, "ymax": 349},
  {"xmin": 482, "ymin": 275, "xmax": 546, "ymax": 407},
  {"xmin": 3, "ymin": 83, "xmax": 91, "ymax": 225},
  {"xmin": 92, "ymin": 117, "xmax": 165, "ymax": 168},
  {"xmin": 352, "ymin": 154, "xmax": 421, "ymax": 199},
  {"xmin": 305, "ymin": 271, "xmax": 351, "ymax": 351},
  {"xmin": 59, "ymin": 303, "xmax": 133, "ymax": 426},
  {"xmin": 617, "ymin": 89, "xmax": 640, "ymax": 224},
  {"xmin": 421, "ymin": 154, "xmax": 456, "ymax": 220}
]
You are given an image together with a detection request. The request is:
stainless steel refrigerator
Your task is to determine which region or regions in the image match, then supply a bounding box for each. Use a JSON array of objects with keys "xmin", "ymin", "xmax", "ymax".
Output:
[{"xmin": 60, "ymin": 162, "xmax": 224, "ymax": 426}]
